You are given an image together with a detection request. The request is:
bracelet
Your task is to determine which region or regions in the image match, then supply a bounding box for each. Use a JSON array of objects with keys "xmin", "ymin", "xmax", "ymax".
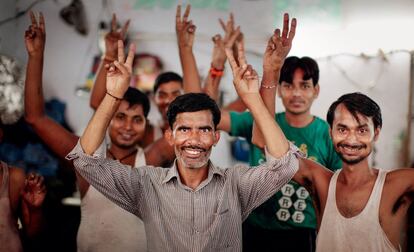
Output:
[
  {"xmin": 210, "ymin": 65, "xmax": 224, "ymax": 77},
  {"xmin": 260, "ymin": 83, "xmax": 277, "ymax": 89},
  {"xmin": 106, "ymin": 92, "xmax": 122, "ymax": 100}
]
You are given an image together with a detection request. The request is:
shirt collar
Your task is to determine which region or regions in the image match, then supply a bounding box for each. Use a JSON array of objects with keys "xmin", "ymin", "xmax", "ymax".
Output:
[{"xmin": 162, "ymin": 160, "xmax": 224, "ymax": 185}]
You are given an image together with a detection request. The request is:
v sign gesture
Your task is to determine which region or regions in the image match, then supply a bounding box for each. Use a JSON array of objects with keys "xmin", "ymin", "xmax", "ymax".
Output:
[
  {"xmin": 106, "ymin": 40, "xmax": 136, "ymax": 100},
  {"xmin": 225, "ymin": 39, "xmax": 260, "ymax": 101},
  {"xmin": 24, "ymin": 11, "xmax": 46, "ymax": 57}
]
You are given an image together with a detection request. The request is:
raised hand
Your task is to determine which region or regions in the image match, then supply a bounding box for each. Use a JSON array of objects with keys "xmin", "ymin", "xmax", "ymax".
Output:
[
  {"xmin": 104, "ymin": 14, "xmax": 130, "ymax": 61},
  {"xmin": 21, "ymin": 172, "xmax": 46, "ymax": 209},
  {"xmin": 263, "ymin": 13, "xmax": 296, "ymax": 74},
  {"xmin": 176, "ymin": 5, "xmax": 196, "ymax": 49},
  {"xmin": 24, "ymin": 11, "xmax": 46, "ymax": 57},
  {"xmin": 106, "ymin": 40, "xmax": 136, "ymax": 99},
  {"xmin": 226, "ymin": 40, "xmax": 260, "ymax": 99},
  {"xmin": 211, "ymin": 13, "xmax": 241, "ymax": 69}
]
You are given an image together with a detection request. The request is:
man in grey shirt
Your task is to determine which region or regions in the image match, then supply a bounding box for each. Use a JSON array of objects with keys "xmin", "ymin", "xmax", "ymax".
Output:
[{"xmin": 67, "ymin": 40, "xmax": 301, "ymax": 251}]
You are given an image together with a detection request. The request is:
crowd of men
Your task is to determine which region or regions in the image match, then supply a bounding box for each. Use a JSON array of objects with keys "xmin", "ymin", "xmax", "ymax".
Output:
[{"xmin": 0, "ymin": 4, "xmax": 412, "ymax": 252}]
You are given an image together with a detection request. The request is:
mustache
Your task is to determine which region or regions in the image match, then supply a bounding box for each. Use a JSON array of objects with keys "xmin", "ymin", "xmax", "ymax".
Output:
[
  {"xmin": 289, "ymin": 98, "xmax": 305, "ymax": 103},
  {"xmin": 337, "ymin": 143, "xmax": 367, "ymax": 149}
]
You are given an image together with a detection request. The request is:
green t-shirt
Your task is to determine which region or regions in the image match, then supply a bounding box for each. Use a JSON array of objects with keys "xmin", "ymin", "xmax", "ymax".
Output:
[{"xmin": 230, "ymin": 111, "xmax": 341, "ymax": 230}]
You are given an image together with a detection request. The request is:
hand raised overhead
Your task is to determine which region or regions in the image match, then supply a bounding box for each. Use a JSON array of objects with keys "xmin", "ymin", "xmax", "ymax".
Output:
[
  {"xmin": 106, "ymin": 40, "xmax": 136, "ymax": 99},
  {"xmin": 104, "ymin": 13, "xmax": 130, "ymax": 61},
  {"xmin": 24, "ymin": 11, "xmax": 46, "ymax": 57},
  {"xmin": 263, "ymin": 13, "xmax": 296, "ymax": 73},
  {"xmin": 211, "ymin": 13, "xmax": 241, "ymax": 69},
  {"xmin": 226, "ymin": 39, "xmax": 260, "ymax": 99},
  {"xmin": 176, "ymin": 5, "xmax": 196, "ymax": 49}
]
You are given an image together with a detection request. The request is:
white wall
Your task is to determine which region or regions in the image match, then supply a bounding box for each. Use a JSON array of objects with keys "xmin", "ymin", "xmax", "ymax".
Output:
[{"xmin": 0, "ymin": 0, "xmax": 413, "ymax": 168}]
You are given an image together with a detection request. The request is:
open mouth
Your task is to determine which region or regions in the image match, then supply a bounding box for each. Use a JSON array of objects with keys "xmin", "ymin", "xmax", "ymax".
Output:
[
  {"xmin": 182, "ymin": 146, "xmax": 206, "ymax": 158},
  {"xmin": 339, "ymin": 144, "xmax": 365, "ymax": 154}
]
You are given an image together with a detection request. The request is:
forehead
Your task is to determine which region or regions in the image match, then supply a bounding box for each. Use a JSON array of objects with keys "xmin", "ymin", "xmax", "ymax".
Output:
[
  {"xmin": 116, "ymin": 101, "xmax": 144, "ymax": 116},
  {"xmin": 333, "ymin": 104, "xmax": 373, "ymax": 127},
  {"xmin": 156, "ymin": 81, "xmax": 183, "ymax": 93},
  {"xmin": 283, "ymin": 68, "xmax": 313, "ymax": 85},
  {"xmin": 173, "ymin": 110, "xmax": 214, "ymax": 128}
]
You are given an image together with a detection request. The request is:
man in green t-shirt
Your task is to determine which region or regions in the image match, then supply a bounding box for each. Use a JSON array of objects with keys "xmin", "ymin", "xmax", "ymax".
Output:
[{"xmin": 219, "ymin": 55, "xmax": 341, "ymax": 251}]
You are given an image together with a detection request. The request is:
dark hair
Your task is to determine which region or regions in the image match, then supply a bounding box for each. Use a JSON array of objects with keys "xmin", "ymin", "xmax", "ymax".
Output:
[
  {"xmin": 279, "ymin": 56, "xmax": 319, "ymax": 86},
  {"xmin": 326, "ymin": 92, "xmax": 382, "ymax": 129},
  {"xmin": 123, "ymin": 87, "xmax": 150, "ymax": 117},
  {"xmin": 167, "ymin": 93, "xmax": 221, "ymax": 129},
  {"xmin": 153, "ymin": 72, "xmax": 183, "ymax": 93}
]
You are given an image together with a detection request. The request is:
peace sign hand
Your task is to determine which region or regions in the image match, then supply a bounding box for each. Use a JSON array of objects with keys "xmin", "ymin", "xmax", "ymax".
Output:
[
  {"xmin": 226, "ymin": 39, "xmax": 260, "ymax": 100},
  {"xmin": 263, "ymin": 13, "xmax": 296, "ymax": 74},
  {"xmin": 106, "ymin": 40, "xmax": 136, "ymax": 99},
  {"xmin": 104, "ymin": 14, "xmax": 130, "ymax": 61},
  {"xmin": 176, "ymin": 5, "xmax": 196, "ymax": 49},
  {"xmin": 24, "ymin": 11, "xmax": 46, "ymax": 57}
]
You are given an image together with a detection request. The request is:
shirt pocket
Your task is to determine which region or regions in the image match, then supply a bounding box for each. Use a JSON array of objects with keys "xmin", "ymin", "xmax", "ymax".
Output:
[{"xmin": 209, "ymin": 208, "xmax": 236, "ymax": 250}]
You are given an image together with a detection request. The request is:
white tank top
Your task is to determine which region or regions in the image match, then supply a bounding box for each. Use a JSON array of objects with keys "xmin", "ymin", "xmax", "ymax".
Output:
[
  {"xmin": 77, "ymin": 147, "xmax": 147, "ymax": 252},
  {"xmin": 316, "ymin": 169, "xmax": 399, "ymax": 252}
]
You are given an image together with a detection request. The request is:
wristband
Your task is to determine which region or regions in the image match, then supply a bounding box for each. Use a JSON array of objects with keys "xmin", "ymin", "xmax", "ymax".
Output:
[
  {"xmin": 209, "ymin": 65, "xmax": 224, "ymax": 77},
  {"xmin": 106, "ymin": 91, "xmax": 122, "ymax": 100}
]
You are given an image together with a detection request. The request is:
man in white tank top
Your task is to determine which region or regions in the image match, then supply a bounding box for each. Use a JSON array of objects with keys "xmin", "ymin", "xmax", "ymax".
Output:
[{"xmin": 253, "ymin": 91, "xmax": 412, "ymax": 251}]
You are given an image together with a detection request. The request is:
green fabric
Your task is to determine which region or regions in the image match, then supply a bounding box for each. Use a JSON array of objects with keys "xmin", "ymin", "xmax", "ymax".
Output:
[{"xmin": 230, "ymin": 111, "xmax": 341, "ymax": 230}]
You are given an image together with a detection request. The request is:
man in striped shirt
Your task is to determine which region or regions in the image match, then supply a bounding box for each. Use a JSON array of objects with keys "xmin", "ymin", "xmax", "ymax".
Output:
[{"xmin": 67, "ymin": 40, "xmax": 301, "ymax": 251}]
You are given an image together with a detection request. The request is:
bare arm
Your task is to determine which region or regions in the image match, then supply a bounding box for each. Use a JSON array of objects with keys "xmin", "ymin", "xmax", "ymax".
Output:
[
  {"xmin": 81, "ymin": 41, "xmax": 136, "ymax": 154},
  {"xmin": 203, "ymin": 14, "xmax": 240, "ymax": 101},
  {"xmin": 252, "ymin": 13, "xmax": 296, "ymax": 148},
  {"xmin": 176, "ymin": 5, "xmax": 201, "ymax": 93},
  {"xmin": 24, "ymin": 12, "xmax": 79, "ymax": 159},
  {"xmin": 90, "ymin": 14, "xmax": 130, "ymax": 109},
  {"xmin": 226, "ymin": 36, "xmax": 289, "ymax": 158}
]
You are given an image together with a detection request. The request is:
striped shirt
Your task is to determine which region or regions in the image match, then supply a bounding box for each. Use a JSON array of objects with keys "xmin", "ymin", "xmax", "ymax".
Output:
[{"xmin": 66, "ymin": 141, "xmax": 301, "ymax": 252}]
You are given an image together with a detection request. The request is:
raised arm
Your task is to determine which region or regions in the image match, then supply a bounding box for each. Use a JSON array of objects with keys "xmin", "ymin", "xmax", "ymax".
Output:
[
  {"xmin": 80, "ymin": 40, "xmax": 135, "ymax": 154},
  {"xmin": 176, "ymin": 5, "xmax": 201, "ymax": 93},
  {"xmin": 203, "ymin": 14, "xmax": 240, "ymax": 101},
  {"xmin": 226, "ymin": 37, "xmax": 289, "ymax": 157},
  {"xmin": 252, "ymin": 13, "xmax": 296, "ymax": 148},
  {"xmin": 24, "ymin": 12, "xmax": 79, "ymax": 159},
  {"xmin": 90, "ymin": 14, "xmax": 130, "ymax": 110}
]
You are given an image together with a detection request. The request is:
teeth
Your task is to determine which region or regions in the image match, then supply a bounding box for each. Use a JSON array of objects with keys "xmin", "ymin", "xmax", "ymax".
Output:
[{"xmin": 184, "ymin": 148, "xmax": 202, "ymax": 155}]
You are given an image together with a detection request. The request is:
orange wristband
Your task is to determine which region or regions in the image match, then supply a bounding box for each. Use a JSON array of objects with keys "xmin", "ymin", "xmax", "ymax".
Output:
[{"xmin": 209, "ymin": 65, "xmax": 224, "ymax": 77}]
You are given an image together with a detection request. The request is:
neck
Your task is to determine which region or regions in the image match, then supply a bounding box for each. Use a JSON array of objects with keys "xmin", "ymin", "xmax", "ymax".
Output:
[
  {"xmin": 340, "ymin": 158, "xmax": 375, "ymax": 185},
  {"xmin": 284, "ymin": 110, "xmax": 314, "ymax": 128},
  {"xmin": 108, "ymin": 144, "xmax": 137, "ymax": 162},
  {"xmin": 176, "ymin": 161, "xmax": 209, "ymax": 190}
]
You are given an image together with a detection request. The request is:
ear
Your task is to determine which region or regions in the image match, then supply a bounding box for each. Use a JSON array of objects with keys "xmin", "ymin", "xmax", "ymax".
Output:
[
  {"xmin": 164, "ymin": 128, "xmax": 174, "ymax": 146},
  {"xmin": 213, "ymin": 130, "xmax": 220, "ymax": 146},
  {"xmin": 373, "ymin": 127, "xmax": 381, "ymax": 142},
  {"xmin": 314, "ymin": 84, "xmax": 320, "ymax": 98}
]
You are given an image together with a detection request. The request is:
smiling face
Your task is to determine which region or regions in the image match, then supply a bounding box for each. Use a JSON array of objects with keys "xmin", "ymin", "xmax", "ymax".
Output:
[
  {"xmin": 278, "ymin": 68, "xmax": 319, "ymax": 115},
  {"xmin": 331, "ymin": 104, "xmax": 380, "ymax": 165},
  {"xmin": 166, "ymin": 110, "xmax": 220, "ymax": 170},
  {"xmin": 108, "ymin": 101, "xmax": 146, "ymax": 149},
  {"xmin": 154, "ymin": 81, "xmax": 183, "ymax": 122}
]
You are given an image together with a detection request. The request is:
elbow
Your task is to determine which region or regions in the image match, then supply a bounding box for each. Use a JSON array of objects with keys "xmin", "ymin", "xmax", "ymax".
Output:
[{"xmin": 89, "ymin": 99, "xmax": 98, "ymax": 110}]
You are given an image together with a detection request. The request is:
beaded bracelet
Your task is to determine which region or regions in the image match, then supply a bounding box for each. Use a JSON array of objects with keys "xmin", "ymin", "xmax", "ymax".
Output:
[{"xmin": 260, "ymin": 83, "xmax": 277, "ymax": 89}]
